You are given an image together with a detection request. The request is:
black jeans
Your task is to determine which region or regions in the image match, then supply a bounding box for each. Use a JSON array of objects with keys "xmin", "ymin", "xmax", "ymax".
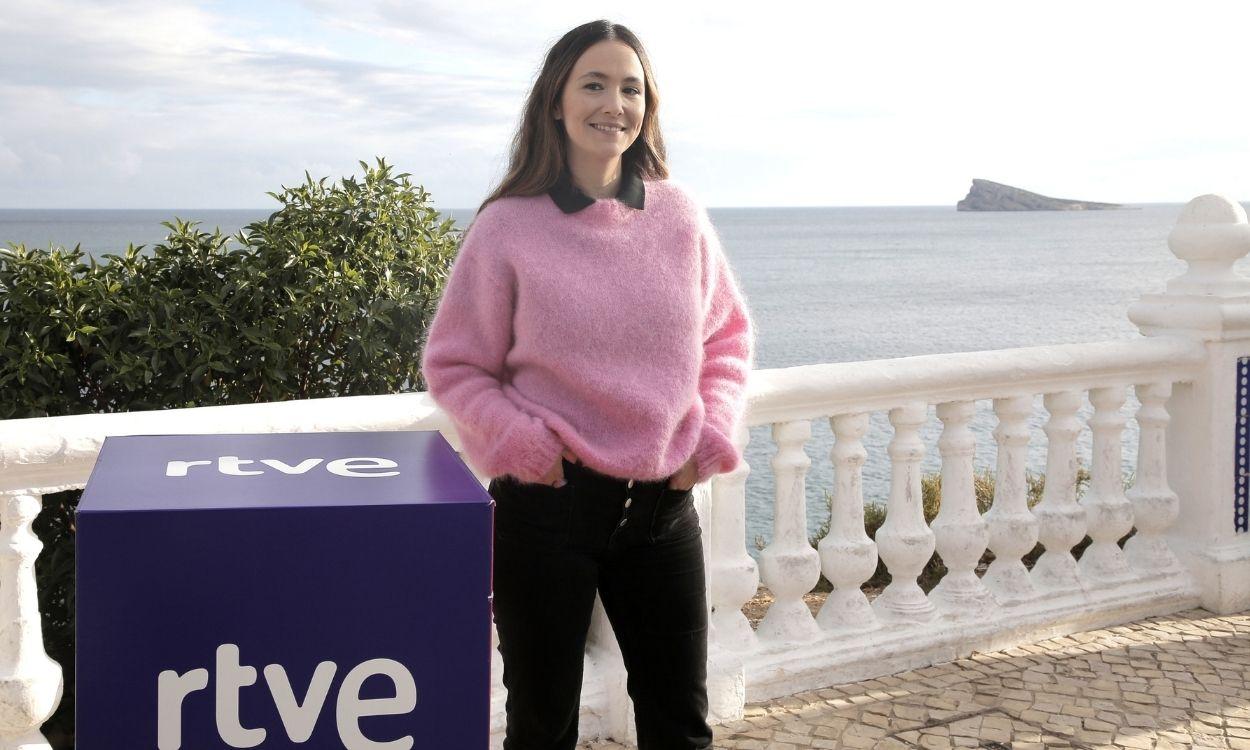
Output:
[{"xmin": 489, "ymin": 458, "xmax": 713, "ymax": 750}]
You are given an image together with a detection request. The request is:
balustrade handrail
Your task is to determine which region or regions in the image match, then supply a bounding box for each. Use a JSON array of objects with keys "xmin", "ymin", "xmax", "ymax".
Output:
[
  {"xmin": 0, "ymin": 392, "xmax": 452, "ymax": 494},
  {"xmin": 744, "ymin": 335, "xmax": 1204, "ymax": 426},
  {"xmin": 0, "ymin": 335, "xmax": 1204, "ymax": 495}
]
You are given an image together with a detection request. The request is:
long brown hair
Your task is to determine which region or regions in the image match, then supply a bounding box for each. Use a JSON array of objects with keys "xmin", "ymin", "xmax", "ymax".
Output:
[{"xmin": 477, "ymin": 20, "xmax": 669, "ymax": 214}]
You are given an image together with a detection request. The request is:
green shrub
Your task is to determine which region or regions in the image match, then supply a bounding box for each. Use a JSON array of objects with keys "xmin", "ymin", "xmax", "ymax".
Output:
[{"xmin": 0, "ymin": 159, "xmax": 461, "ymax": 747}]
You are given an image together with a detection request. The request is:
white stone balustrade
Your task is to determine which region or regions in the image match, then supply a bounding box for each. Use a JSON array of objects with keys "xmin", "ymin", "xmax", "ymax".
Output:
[
  {"xmin": 872, "ymin": 402, "xmax": 937, "ymax": 624},
  {"xmin": 3, "ymin": 194, "xmax": 1249, "ymax": 747},
  {"xmin": 756, "ymin": 420, "xmax": 821, "ymax": 643},
  {"xmin": 706, "ymin": 424, "xmax": 758, "ymax": 653},
  {"xmin": 815, "ymin": 413, "xmax": 878, "ymax": 632},
  {"xmin": 982, "ymin": 395, "xmax": 1040, "ymax": 603},
  {"xmin": 1130, "ymin": 195, "xmax": 1250, "ymax": 613},
  {"xmin": 1080, "ymin": 386, "xmax": 1135, "ymax": 584},
  {"xmin": 1125, "ymin": 382, "xmax": 1181, "ymax": 572},
  {"xmin": 0, "ymin": 494, "xmax": 62, "ymax": 750},
  {"xmin": 929, "ymin": 401, "xmax": 993, "ymax": 618},
  {"xmin": 1032, "ymin": 391, "xmax": 1087, "ymax": 591}
]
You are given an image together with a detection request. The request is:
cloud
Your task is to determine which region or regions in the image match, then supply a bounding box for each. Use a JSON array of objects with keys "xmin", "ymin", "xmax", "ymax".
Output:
[
  {"xmin": 1, "ymin": 0, "xmax": 1248, "ymax": 207},
  {"xmin": 0, "ymin": 0, "xmax": 527, "ymax": 207},
  {"xmin": 295, "ymin": 0, "xmax": 557, "ymax": 59},
  {"xmin": 0, "ymin": 139, "xmax": 22, "ymax": 175}
]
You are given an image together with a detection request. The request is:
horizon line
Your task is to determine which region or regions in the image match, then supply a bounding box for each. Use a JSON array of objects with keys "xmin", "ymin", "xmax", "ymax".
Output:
[{"xmin": 0, "ymin": 201, "xmax": 1208, "ymax": 213}]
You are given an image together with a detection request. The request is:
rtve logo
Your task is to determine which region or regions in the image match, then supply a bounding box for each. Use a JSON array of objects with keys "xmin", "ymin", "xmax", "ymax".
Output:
[
  {"xmin": 165, "ymin": 456, "xmax": 400, "ymax": 478},
  {"xmin": 158, "ymin": 644, "xmax": 418, "ymax": 750}
]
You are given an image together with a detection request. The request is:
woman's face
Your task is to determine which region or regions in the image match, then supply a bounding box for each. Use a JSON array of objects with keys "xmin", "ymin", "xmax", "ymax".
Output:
[{"xmin": 555, "ymin": 40, "xmax": 646, "ymax": 169}]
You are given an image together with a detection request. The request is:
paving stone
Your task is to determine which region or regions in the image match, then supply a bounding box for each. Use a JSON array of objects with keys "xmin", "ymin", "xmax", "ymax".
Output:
[
  {"xmin": 1113, "ymin": 733, "xmax": 1155, "ymax": 749},
  {"xmin": 1075, "ymin": 728, "xmax": 1115, "ymax": 744},
  {"xmin": 583, "ymin": 607, "xmax": 1250, "ymax": 749}
]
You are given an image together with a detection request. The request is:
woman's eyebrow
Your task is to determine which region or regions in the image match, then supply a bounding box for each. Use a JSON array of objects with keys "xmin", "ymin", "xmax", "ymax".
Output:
[{"xmin": 579, "ymin": 71, "xmax": 644, "ymax": 84}]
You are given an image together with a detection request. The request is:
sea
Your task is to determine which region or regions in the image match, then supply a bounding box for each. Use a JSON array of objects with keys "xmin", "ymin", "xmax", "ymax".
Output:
[{"xmin": 3, "ymin": 203, "xmax": 1242, "ymax": 553}]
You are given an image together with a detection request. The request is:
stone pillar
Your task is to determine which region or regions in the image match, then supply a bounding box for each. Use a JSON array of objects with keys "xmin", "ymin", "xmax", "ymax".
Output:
[
  {"xmin": 872, "ymin": 402, "xmax": 937, "ymax": 623},
  {"xmin": 757, "ymin": 420, "xmax": 822, "ymax": 643},
  {"xmin": 982, "ymin": 395, "xmax": 1041, "ymax": 602},
  {"xmin": 703, "ymin": 423, "xmax": 754, "ymax": 725},
  {"xmin": 1080, "ymin": 386, "xmax": 1135, "ymax": 584},
  {"xmin": 706, "ymin": 424, "xmax": 758, "ymax": 654},
  {"xmin": 0, "ymin": 494, "xmax": 63, "ymax": 750},
  {"xmin": 816, "ymin": 413, "xmax": 879, "ymax": 632},
  {"xmin": 1128, "ymin": 193, "xmax": 1250, "ymax": 613},
  {"xmin": 929, "ymin": 401, "xmax": 995, "ymax": 618},
  {"xmin": 1124, "ymin": 382, "xmax": 1182, "ymax": 573},
  {"xmin": 1032, "ymin": 391, "xmax": 1087, "ymax": 591}
]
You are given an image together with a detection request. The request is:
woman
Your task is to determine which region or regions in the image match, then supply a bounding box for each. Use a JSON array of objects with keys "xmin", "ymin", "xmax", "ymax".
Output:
[{"xmin": 421, "ymin": 19, "xmax": 754, "ymax": 750}]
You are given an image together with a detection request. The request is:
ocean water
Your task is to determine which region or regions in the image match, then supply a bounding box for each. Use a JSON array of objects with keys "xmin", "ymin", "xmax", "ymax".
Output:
[
  {"xmin": 721, "ymin": 204, "xmax": 1197, "ymax": 554},
  {"xmin": 0, "ymin": 209, "xmax": 277, "ymax": 255},
  {"xmin": 2, "ymin": 203, "xmax": 1238, "ymax": 552}
]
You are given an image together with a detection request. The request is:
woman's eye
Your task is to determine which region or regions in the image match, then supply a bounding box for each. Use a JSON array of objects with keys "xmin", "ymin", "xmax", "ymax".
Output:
[{"xmin": 584, "ymin": 83, "xmax": 643, "ymax": 95}]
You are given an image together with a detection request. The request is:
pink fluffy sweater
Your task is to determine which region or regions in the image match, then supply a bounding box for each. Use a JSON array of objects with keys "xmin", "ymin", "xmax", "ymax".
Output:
[{"xmin": 420, "ymin": 178, "xmax": 754, "ymax": 484}]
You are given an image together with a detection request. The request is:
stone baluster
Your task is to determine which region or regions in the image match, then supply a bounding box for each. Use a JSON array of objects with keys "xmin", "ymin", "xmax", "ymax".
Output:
[
  {"xmin": 1124, "ymin": 382, "xmax": 1181, "ymax": 572},
  {"xmin": 815, "ymin": 413, "xmax": 879, "ymax": 632},
  {"xmin": 701, "ymin": 423, "xmax": 754, "ymax": 725},
  {"xmin": 0, "ymin": 494, "xmax": 63, "ymax": 750},
  {"xmin": 707, "ymin": 423, "xmax": 759, "ymax": 653},
  {"xmin": 757, "ymin": 420, "xmax": 822, "ymax": 643},
  {"xmin": 585, "ymin": 597, "xmax": 633, "ymax": 743},
  {"xmin": 872, "ymin": 403, "xmax": 937, "ymax": 623},
  {"xmin": 1032, "ymin": 391, "xmax": 1088, "ymax": 591},
  {"xmin": 490, "ymin": 620, "xmax": 504, "ymax": 689},
  {"xmin": 982, "ymin": 396, "xmax": 1040, "ymax": 603},
  {"xmin": 929, "ymin": 401, "xmax": 995, "ymax": 618},
  {"xmin": 1079, "ymin": 387, "xmax": 1135, "ymax": 582}
]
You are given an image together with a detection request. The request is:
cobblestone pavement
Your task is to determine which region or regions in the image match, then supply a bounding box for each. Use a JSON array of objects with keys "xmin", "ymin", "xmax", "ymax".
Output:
[{"xmin": 581, "ymin": 607, "xmax": 1250, "ymax": 749}]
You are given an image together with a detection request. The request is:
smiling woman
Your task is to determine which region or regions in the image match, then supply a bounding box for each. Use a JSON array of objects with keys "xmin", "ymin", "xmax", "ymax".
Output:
[
  {"xmin": 474, "ymin": 20, "xmax": 668, "ymax": 213},
  {"xmin": 554, "ymin": 47, "xmax": 647, "ymax": 190},
  {"xmin": 420, "ymin": 18, "xmax": 755, "ymax": 750}
]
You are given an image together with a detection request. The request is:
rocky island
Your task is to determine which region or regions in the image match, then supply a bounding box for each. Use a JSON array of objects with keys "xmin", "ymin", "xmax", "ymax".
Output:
[{"xmin": 957, "ymin": 179, "xmax": 1125, "ymax": 211}]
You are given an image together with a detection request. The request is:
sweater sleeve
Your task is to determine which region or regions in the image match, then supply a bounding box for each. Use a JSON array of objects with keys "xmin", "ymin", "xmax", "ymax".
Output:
[
  {"xmin": 692, "ymin": 211, "xmax": 755, "ymax": 484},
  {"xmin": 420, "ymin": 216, "xmax": 564, "ymax": 482}
]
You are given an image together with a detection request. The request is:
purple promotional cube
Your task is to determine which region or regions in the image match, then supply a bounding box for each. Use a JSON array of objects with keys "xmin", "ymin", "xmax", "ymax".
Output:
[{"xmin": 76, "ymin": 430, "xmax": 493, "ymax": 749}]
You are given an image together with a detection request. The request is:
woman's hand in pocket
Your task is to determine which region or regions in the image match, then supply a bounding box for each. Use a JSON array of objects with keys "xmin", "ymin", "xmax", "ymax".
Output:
[
  {"xmin": 537, "ymin": 448, "xmax": 581, "ymax": 487},
  {"xmin": 667, "ymin": 456, "xmax": 698, "ymax": 492}
]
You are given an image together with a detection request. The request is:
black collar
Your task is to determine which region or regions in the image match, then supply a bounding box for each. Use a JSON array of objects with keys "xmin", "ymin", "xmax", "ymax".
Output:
[{"xmin": 548, "ymin": 166, "xmax": 645, "ymax": 214}]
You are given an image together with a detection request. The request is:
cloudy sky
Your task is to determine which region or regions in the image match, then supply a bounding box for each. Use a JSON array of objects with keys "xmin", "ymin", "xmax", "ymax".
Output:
[{"xmin": 2, "ymin": 0, "xmax": 1247, "ymax": 209}]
